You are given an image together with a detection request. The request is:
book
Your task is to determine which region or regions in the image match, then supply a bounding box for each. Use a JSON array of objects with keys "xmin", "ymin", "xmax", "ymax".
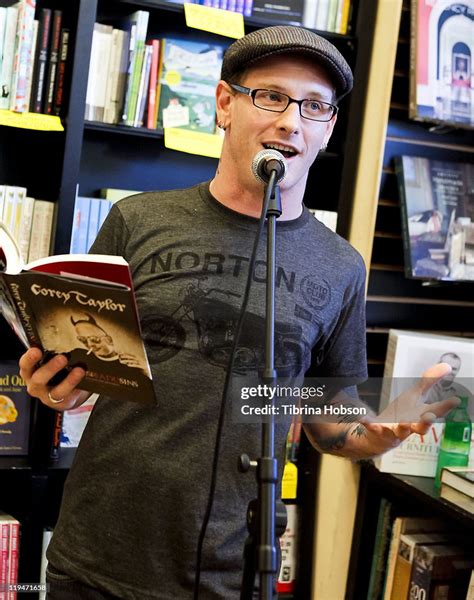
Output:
[
  {"xmin": 0, "ymin": 6, "xmax": 19, "ymax": 111},
  {"xmin": 439, "ymin": 484, "xmax": 474, "ymax": 514},
  {"xmin": 99, "ymin": 188, "xmax": 141, "ymax": 202},
  {"xmin": 276, "ymin": 503, "xmax": 298, "ymax": 594},
  {"xmin": 396, "ymin": 156, "xmax": 474, "ymax": 282},
  {"xmin": 30, "ymin": 8, "xmax": 51, "ymax": 113},
  {"xmin": 375, "ymin": 329, "xmax": 474, "ymax": 477},
  {"xmin": 0, "ymin": 512, "xmax": 20, "ymax": 598},
  {"xmin": 409, "ymin": 0, "xmax": 474, "ymax": 130},
  {"xmin": 0, "ymin": 222, "xmax": 155, "ymax": 404},
  {"xmin": 409, "ymin": 544, "xmax": 474, "ymax": 600},
  {"xmin": 383, "ymin": 517, "xmax": 447, "ymax": 600},
  {"xmin": 121, "ymin": 11, "xmax": 149, "ymax": 127},
  {"xmin": 157, "ymin": 38, "xmax": 224, "ymax": 134},
  {"xmin": 391, "ymin": 532, "xmax": 455, "ymax": 600},
  {"xmin": 84, "ymin": 23, "xmax": 113, "ymax": 122},
  {"xmin": 10, "ymin": 0, "xmax": 36, "ymax": 113},
  {"xmin": 250, "ymin": 0, "xmax": 304, "ymax": 25},
  {"xmin": 52, "ymin": 28, "xmax": 69, "ymax": 116},
  {"xmin": 26, "ymin": 199, "xmax": 54, "ymax": 263},
  {"xmin": 0, "ymin": 361, "xmax": 30, "ymax": 455},
  {"xmin": 441, "ymin": 467, "xmax": 474, "ymax": 498},
  {"xmin": 43, "ymin": 10, "xmax": 61, "ymax": 114},
  {"xmin": 367, "ymin": 499, "xmax": 394, "ymax": 600}
]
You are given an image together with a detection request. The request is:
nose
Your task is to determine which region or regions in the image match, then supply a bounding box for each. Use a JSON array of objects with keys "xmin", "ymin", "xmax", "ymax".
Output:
[{"xmin": 274, "ymin": 101, "xmax": 302, "ymax": 134}]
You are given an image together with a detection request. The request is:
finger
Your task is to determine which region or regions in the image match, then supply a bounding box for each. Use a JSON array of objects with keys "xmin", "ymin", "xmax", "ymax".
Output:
[
  {"xmin": 19, "ymin": 347, "xmax": 43, "ymax": 381},
  {"xmin": 44, "ymin": 367, "xmax": 87, "ymax": 410},
  {"xmin": 415, "ymin": 363, "xmax": 453, "ymax": 395},
  {"xmin": 411, "ymin": 422, "xmax": 431, "ymax": 436},
  {"xmin": 421, "ymin": 396, "xmax": 460, "ymax": 419},
  {"xmin": 27, "ymin": 354, "xmax": 69, "ymax": 390},
  {"xmin": 393, "ymin": 423, "xmax": 412, "ymax": 440}
]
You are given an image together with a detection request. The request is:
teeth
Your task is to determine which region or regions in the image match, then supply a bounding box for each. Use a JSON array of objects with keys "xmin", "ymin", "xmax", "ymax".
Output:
[{"xmin": 264, "ymin": 143, "xmax": 296, "ymax": 154}]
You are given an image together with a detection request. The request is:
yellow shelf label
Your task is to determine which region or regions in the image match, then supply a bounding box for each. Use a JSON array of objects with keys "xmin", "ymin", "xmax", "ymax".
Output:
[
  {"xmin": 184, "ymin": 3, "xmax": 245, "ymax": 39},
  {"xmin": 281, "ymin": 461, "xmax": 298, "ymax": 500},
  {"xmin": 0, "ymin": 110, "xmax": 64, "ymax": 131},
  {"xmin": 164, "ymin": 127, "xmax": 223, "ymax": 159}
]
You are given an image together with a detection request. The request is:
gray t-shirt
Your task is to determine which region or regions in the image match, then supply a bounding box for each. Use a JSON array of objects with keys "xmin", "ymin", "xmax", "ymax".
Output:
[{"xmin": 47, "ymin": 182, "xmax": 367, "ymax": 599}]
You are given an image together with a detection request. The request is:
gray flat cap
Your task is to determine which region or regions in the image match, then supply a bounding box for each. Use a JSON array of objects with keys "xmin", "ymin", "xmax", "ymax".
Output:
[{"xmin": 221, "ymin": 26, "xmax": 353, "ymax": 99}]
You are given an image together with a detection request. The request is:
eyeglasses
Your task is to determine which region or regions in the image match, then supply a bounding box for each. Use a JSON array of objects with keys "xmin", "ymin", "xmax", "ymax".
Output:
[
  {"xmin": 230, "ymin": 84, "xmax": 338, "ymax": 122},
  {"xmin": 77, "ymin": 335, "xmax": 107, "ymax": 345}
]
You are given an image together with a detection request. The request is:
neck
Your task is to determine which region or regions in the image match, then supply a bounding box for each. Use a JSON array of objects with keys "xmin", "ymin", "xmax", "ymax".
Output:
[{"xmin": 210, "ymin": 163, "xmax": 305, "ymax": 221}]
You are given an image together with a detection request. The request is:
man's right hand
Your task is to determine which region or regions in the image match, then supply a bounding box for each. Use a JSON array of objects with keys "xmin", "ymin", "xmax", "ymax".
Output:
[{"xmin": 19, "ymin": 348, "xmax": 89, "ymax": 411}]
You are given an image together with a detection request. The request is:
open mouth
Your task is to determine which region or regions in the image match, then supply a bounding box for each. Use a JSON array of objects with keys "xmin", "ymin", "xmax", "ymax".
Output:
[{"xmin": 263, "ymin": 143, "xmax": 298, "ymax": 159}]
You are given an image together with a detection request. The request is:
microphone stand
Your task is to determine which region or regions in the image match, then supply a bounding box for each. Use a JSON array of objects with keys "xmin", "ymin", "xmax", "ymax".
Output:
[{"xmin": 240, "ymin": 170, "xmax": 287, "ymax": 600}]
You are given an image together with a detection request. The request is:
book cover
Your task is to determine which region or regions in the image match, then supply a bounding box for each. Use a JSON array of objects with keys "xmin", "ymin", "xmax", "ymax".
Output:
[
  {"xmin": 60, "ymin": 394, "xmax": 97, "ymax": 448},
  {"xmin": 409, "ymin": 544, "xmax": 474, "ymax": 600},
  {"xmin": 396, "ymin": 156, "xmax": 474, "ymax": 282},
  {"xmin": 158, "ymin": 38, "xmax": 223, "ymax": 134},
  {"xmin": 375, "ymin": 329, "xmax": 473, "ymax": 477},
  {"xmin": 0, "ymin": 362, "xmax": 30, "ymax": 456},
  {"xmin": 0, "ymin": 223, "xmax": 155, "ymax": 405},
  {"xmin": 409, "ymin": 0, "xmax": 474, "ymax": 130}
]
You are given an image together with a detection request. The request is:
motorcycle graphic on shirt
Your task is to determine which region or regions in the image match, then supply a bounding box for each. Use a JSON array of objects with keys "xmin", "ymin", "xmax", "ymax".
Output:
[{"xmin": 141, "ymin": 282, "xmax": 309, "ymax": 375}]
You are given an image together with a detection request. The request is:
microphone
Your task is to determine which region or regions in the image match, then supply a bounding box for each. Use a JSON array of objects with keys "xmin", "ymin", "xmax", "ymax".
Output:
[{"xmin": 251, "ymin": 149, "xmax": 287, "ymax": 185}]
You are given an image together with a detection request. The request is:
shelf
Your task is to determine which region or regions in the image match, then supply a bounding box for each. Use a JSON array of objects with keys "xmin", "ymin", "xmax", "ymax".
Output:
[
  {"xmin": 0, "ymin": 456, "xmax": 31, "ymax": 471},
  {"xmin": 84, "ymin": 121, "xmax": 164, "ymax": 138},
  {"xmin": 362, "ymin": 463, "xmax": 474, "ymax": 527}
]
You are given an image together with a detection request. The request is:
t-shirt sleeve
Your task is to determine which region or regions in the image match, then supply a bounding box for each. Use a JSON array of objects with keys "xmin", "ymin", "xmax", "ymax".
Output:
[
  {"xmin": 315, "ymin": 261, "xmax": 368, "ymax": 380},
  {"xmin": 89, "ymin": 204, "xmax": 130, "ymax": 257}
]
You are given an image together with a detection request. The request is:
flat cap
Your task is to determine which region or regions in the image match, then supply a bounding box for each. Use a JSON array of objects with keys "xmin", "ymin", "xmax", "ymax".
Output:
[{"xmin": 221, "ymin": 26, "xmax": 353, "ymax": 99}]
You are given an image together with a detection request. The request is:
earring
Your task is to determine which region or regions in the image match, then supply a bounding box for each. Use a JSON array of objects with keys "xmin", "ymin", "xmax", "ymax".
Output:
[
  {"xmin": 217, "ymin": 122, "xmax": 226, "ymax": 130},
  {"xmin": 320, "ymin": 142, "xmax": 327, "ymax": 152}
]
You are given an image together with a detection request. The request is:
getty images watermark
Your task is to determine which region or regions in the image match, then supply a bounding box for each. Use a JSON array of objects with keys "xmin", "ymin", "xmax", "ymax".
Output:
[{"xmin": 230, "ymin": 377, "xmax": 474, "ymax": 424}]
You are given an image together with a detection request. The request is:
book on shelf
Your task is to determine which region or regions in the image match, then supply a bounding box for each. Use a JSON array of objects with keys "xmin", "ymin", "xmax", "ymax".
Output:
[
  {"xmin": 375, "ymin": 329, "xmax": 473, "ymax": 477},
  {"xmin": 367, "ymin": 499, "xmax": 394, "ymax": 600},
  {"xmin": 52, "ymin": 27, "xmax": 69, "ymax": 116},
  {"xmin": 85, "ymin": 23, "xmax": 114, "ymax": 123},
  {"xmin": 69, "ymin": 195, "xmax": 113, "ymax": 255},
  {"xmin": 99, "ymin": 188, "xmax": 142, "ymax": 202},
  {"xmin": 251, "ymin": 0, "xmax": 304, "ymax": 26},
  {"xmin": 441, "ymin": 466, "xmax": 474, "ymax": 498},
  {"xmin": 396, "ymin": 156, "xmax": 474, "ymax": 283},
  {"xmin": 439, "ymin": 483, "xmax": 474, "ymax": 514},
  {"xmin": 26, "ymin": 199, "xmax": 55, "ymax": 263},
  {"xmin": 391, "ymin": 533, "xmax": 459, "ymax": 600},
  {"xmin": 0, "ymin": 511, "xmax": 20, "ymax": 596},
  {"xmin": 276, "ymin": 503, "xmax": 299, "ymax": 594},
  {"xmin": 157, "ymin": 38, "xmax": 224, "ymax": 134},
  {"xmin": 0, "ymin": 361, "xmax": 30, "ymax": 456},
  {"xmin": 30, "ymin": 7, "xmax": 51, "ymax": 114},
  {"xmin": 103, "ymin": 28, "xmax": 130, "ymax": 125},
  {"xmin": 383, "ymin": 517, "xmax": 447, "ymax": 600},
  {"xmin": 0, "ymin": 222, "xmax": 155, "ymax": 404},
  {"xmin": 409, "ymin": 0, "xmax": 474, "ymax": 130},
  {"xmin": 10, "ymin": 0, "xmax": 37, "ymax": 113},
  {"xmin": 409, "ymin": 544, "xmax": 474, "ymax": 600},
  {"xmin": 43, "ymin": 10, "xmax": 61, "ymax": 114},
  {"xmin": 467, "ymin": 570, "xmax": 474, "ymax": 600},
  {"xmin": 308, "ymin": 208, "xmax": 338, "ymax": 232},
  {"xmin": 0, "ymin": 5, "xmax": 19, "ymax": 111}
]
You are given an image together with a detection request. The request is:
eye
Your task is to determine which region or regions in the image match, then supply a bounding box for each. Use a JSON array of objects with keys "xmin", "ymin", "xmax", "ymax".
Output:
[
  {"xmin": 307, "ymin": 100, "xmax": 322, "ymax": 112},
  {"xmin": 261, "ymin": 90, "xmax": 285, "ymax": 103}
]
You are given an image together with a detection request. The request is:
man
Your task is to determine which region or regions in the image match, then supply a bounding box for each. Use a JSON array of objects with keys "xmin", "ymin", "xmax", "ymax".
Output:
[{"xmin": 20, "ymin": 26, "xmax": 458, "ymax": 599}]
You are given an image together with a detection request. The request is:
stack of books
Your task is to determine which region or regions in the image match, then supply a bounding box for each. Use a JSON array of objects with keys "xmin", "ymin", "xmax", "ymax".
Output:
[
  {"xmin": 0, "ymin": 512, "xmax": 20, "ymax": 595},
  {"xmin": 440, "ymin": 467, "xmax": 474, "ymax": 514},
  {"xmin": 0, "ymin": 184, "xmax": 54, "ymax": 263}
]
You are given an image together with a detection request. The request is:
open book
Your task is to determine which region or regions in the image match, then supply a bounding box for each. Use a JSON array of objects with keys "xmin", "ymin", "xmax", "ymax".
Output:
[{"xmin": 0, "ymin": 221, "xmax": 155, "ymax": 404}]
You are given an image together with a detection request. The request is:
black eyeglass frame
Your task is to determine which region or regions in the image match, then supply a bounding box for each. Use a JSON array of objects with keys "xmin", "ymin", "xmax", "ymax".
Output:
[{"xmin": 229, "ymin": 83, "xmax": 339, "ymax": 122}]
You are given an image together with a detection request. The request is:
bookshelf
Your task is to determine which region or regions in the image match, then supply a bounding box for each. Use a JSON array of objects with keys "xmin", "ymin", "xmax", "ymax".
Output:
[
  {"xmin": 344, "ymin": 1, "xmax": 474, "ymax": 598},
  {"xmin": 0, "ymin": 0, "xmax": 384, "ymax": 596}
]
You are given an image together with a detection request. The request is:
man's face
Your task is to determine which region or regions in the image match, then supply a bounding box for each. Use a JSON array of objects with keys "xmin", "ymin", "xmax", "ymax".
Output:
[
  {"xmin": 75, "ymin": 321, "xmax": 115, "ymax": 359},
  {"xmin": 218, "ymin": 54, "xmax": 338, "ymax": 198},
  {"xmin": 439, "ymin": 354, "xmax": 461, "ymax": 386}
]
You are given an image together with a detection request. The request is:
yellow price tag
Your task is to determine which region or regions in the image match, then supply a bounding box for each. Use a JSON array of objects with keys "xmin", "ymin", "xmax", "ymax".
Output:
[
  {"xmin": 164, "ymin": 128, "xmax": 223, "ymax": 159},
  {"xmin": 184, "ymin": 3, "xmax": 245, "ymax": 39},
  {"xmin": 281, "ymin": 461, "xmax": 298, "ymax": 500},
  {"xmin": 0, "ymin": 110, "xmax": 64, "ymax": 131}
]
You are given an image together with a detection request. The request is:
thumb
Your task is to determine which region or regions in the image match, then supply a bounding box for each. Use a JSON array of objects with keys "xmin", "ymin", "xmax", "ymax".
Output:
[{"xmin": 421, "ymin": 396, "xmax": 461, "ymax": 420}]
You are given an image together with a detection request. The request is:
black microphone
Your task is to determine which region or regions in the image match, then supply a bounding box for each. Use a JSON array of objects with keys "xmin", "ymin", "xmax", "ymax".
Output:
[{"xmin": 251, "ymin": 149, "xmax": 287, "ymax": 185}]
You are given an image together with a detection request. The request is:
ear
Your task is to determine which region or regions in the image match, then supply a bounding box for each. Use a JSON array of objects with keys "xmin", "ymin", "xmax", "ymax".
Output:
[
  {"xmin": 322, "ymin": 112, "xmax": 338, "ymax": 149},
  {"xmin": 215, "ymin": 80, "xmax": 234, "ymax": 130}
]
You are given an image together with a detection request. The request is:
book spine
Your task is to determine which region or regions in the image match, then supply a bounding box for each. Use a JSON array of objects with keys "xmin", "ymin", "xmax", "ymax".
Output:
[
  {"xmin": 7, "ymin": 521, "xmax": 19, "ymax": 600},
  {"xmin": 315, "ymin": 0, "xmax": 330, "ymax": 31},
  {"xmin": 43, "ymin": 10, "xmax": 62, "ymax": 114},
  {"xmin": 0, "ymin": 10, "xmax": 6, "ymax": 76},
  {"xmin": 27, "ymin": 200, "xmax": 54, "ymax": 262},
  {"xmin": 134, "ymin": 44, "xmax": 152, "ymax": 128},
  {"xmin": 85, "ymin": 198, "xmax": 101, "ymax": 251},
  {"xmin": 18, "ymin": 196, "xmax": 34, "ymax": 262},
  {"xmin": 11, "ymin": 187, "xmax": 26, "ymax": 242},
  {"xmin": 103, "ymin": 28, "xmax": 121, "ymax": 124},
  {"xmin": 0, "ymin": 7, "xmax": 19, "ymax": 111},
  {"xmin": 24, "ymin": 18, "xmax": 38, "ymax": 111},
  {"xmin": 69, "ymin": 196, "xmax": 91, "ymax": 255},
  {"xmin": 339, "ymin": 0, "xmax": 351, "ymax": 34},
  {"xmin": 303, "ymin": 0, "xmax": 318, "ymax": 28},
  {"xmin": 30, "ymin": 8, "xmax": 51, "ymax": 113},
  {"xmin": 121, "ymin": 23, "xmax": 137, "ymax": 124},
  {"xmin": 3, "ymin": 187, "xmax": 17, "ymax": 237},
  {"xmin": 146, "ymin": 40, "xmax": 160, "ymax": 129},
  {"xmin": 394, "ymin": 157, "xmax": 414, "ymax": 279},
  {"xmin": 52, "ymin": 28, "xmax": 69, "ymax": 116},
  {"xmin": 125, "ymin": 12, "xmax": 149, "ymax": 126},
  {"xmin": 0, "ymin": 186, "xmax": 6, "ymax": 220},
  {"xmin": 408, "ymin": 0, "xmax": 418, "ymax": 119},
  {"xmin": 0, "ymin": 521, "xmax": 10, "ymax": 597},
  {"xmin": 10, "ymin": 0, "xmax": 37, "ymax": 113},
  {"xmin": 326, "ymin": 0, "xmax": 339, "ymax": 32},
  {"xmin": 50, "ymin": 410, "xmax": 63, "ymax": 461}
]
